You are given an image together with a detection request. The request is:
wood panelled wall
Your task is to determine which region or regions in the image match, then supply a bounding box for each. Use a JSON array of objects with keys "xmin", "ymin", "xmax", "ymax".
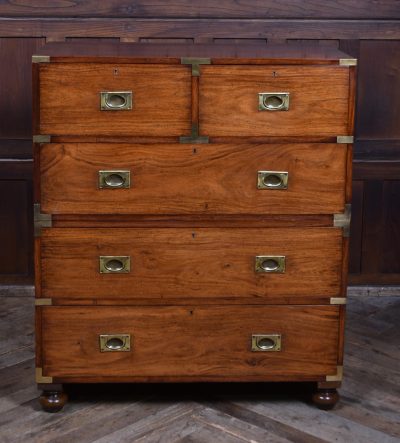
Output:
[{"xmin": 0, "ymin": 1, "xmax": 399, "ymax": 286}]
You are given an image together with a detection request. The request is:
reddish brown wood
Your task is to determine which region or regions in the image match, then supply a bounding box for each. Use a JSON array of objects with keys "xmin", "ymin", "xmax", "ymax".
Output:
[
  {"xmin": 34, "ymin": 237, "xmax": 42, "ymax": 297},
  {"xmin": 39, "ymin": 142, "xmax": 347, "ymax": 215},
  {"xmin": 337, "ymin": 305, "xmax": 346, "ymax": 366},
  {"xmin": 199, "ymin": 65, "xmax": 349, "ymax": 137},
  {"xmin": 40, "ymin": 296, "xmax": 336, "ymax": 306},
  {"xmin": 40, "ymin": 227, "xmax": 343, "ymax": 299},
  {"xmin": 39, "ymin": 389, "xmax": 68, "ymax": 413},
  {"xmin": 347, "ymin": 66, "xmax": 357, "ymax": 136},
  {"xmin": 191, "ymin": 75, "xmax": 199, "ymax": 130},
  {"xmin": 312, "ymin": 388, "xmax": 340, "ymax": 410},
  {"xmin": 39, "ymin": 63, "xmax": 192, "ymax": 136},
  {"xmin": 345, "ymin": 144, "xmax": 353, "ymax": 203},
  {"xmin": 40, "ymin": 305, "xmax": 340, "ymax": 379},
  {"xmin": 35, "ymin": 306, "xmax": 43, "ymax": 367},
  {"xmin": 51, "ymin": 214, "xmax": 333, "ymax": 228}
]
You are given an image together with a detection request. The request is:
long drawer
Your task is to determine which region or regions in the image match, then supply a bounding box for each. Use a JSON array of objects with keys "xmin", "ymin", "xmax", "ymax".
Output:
[
  {"xmin": 40, "ymin": 227, "xmax": 342, "ymax": 299},
  {"xmin": 38, "ymin": 63, "xmax": 191, "ymax": 136},
  {"xmin": 200, "ymin": 65, "xmax": 350, "ymax": 137},
  {"xmin": 40, "ymin": 142, "xmax": 347, "ymax": 215},
  {"xmin": 40, "ymin": 305, "xmax": 340, "ymax": 379}
]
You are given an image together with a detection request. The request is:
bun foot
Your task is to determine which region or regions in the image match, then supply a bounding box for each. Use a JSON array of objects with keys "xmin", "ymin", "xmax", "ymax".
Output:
[
  {"xmin": 312, "ymin": 388, "xmax": 339, "ymax": 410},
  {"xmin": 39, "ymin": 390, "xmax": 68, "ymax": 413}
]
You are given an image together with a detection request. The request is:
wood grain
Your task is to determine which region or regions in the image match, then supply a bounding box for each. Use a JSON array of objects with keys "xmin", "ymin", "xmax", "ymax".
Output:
[
  {"xmin": 40, "ymin": 227, "xmax": 343, "ymax": 299},
  {"xmin": 200, "ymin": 65, "xmax": 350, "ymax": 137},
  {"xmin": 40, "ymin": 305, "xmax": 339, "ymax": 379},
  {"xmin": 39, "ymin": 63, "xmax": 192, "ymax": 136},
  {"xmin": 40, "ymin": 142, "xmax": 347, "ymax": 215},
  {"xmin": 1, "ymin": 1, "xmax": 399, "ymax": 19},
  {"xmin": 1, "ymin": 19, "xmax": 400, "ymax": 40}
]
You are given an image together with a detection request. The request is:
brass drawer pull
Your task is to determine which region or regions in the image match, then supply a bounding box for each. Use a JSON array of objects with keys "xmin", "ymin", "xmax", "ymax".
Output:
[
  {"xmin": 98, "ymin": 170, "xmax": 131, "ymax": 189},
  {"xmin": 255, "ymin": 256, "xmax": 285, "ymax": 273},
  {"xmin": 258, "ymin": 92, "xmax": 289, "ymax": 111},
  {"xmin": 100, "ymin": 91, "xmax": 132, "ymax": 110},
  {"xmin": 99, "ymin": 256, "xmax": 131, "ymax": 273},
  {"xmin": 251, "ymin": 334, "xmax": 281, "ymax": 352},
  {"xmin": 99, "ymin": 334, "xmax": 131, "ymax": 352},
  {"xmin": 257, "ymin": 171, "xmax": 288, "ymax": 190}
]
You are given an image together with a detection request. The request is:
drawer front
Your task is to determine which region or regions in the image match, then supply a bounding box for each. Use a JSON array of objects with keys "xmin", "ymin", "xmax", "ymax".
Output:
[
  {"xmin": 40, "ymin": 305, "xmax": 340, "ymax": 378},
  {"xmin": 38, "ymin": 63, "xmax": 191, "ymax": 136},
  {"xmin": 41, "ymin": 228, "xmax": 342, "ymax": 299},
  {"xmin": 40, "ymin": 143, "xmax": 347, "ymax": 215},
  {"xmin": 199, "ymin": 66, "xmax": 350, "ymax": 137}
]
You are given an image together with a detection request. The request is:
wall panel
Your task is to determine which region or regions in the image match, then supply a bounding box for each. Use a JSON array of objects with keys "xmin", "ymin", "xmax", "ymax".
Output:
[{"xmin": 0, "ymin": 2, "xmax": 398, "ymax": 286}]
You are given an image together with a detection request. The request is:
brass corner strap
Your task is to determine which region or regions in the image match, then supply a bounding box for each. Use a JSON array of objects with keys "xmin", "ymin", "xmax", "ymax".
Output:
[
  {"xmin": 330, "ymin": 297, "xmax": 347, "ymax": 305},
  {"xmin": 334, "ymin": 204, "xmax": 351, "ymax": 237},
  {"xmin": 336, "ymin": 136, "xmax": 354, "ymax": 144},
  {"xmin": 36, "ymin": 368, "xmax": 53, "ymax": 383},
  {"xmin": 34, "ymin": 203, "xmax": 52, "ymax": 237},
  {"xmin": 32, "ymin": 55, "xmax": 50, "ymax": 64},
  {"xmin": 35, "ymin": 298, "xmax": 53, "ymax": 306},
  {"xmin": 33, "ymin": 135, "xmax": 51, "ymax": 144},
  {"xmin": 339, "ymin": 58, "xmax": 357, "ymax": 67},
  {"xmin": 179, "ymin": 123, "xmax": 209, "ymax": 144},
  {"xmin": 326, "ymin": 366, "xmax": 343, "ymax": 382},
  {"xmin": 181, "ymin": 57, "xmax": 211, "ymax": 76}
]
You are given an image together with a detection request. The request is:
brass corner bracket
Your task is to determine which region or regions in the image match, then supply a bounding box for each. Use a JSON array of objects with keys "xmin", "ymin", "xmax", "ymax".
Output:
[
  {"xmin": 181, "ymin": 57, "xmax": 211, "ymax": 76},
  {"xmin": 34, "ymin": 203, "xmax": 52, "ymax": 237},
  {"xmin": 326, "ymin": 365, "xmax": 343, "ymax": 382},
  {"xmin": 35, "ymin": 298, "xmax": 53, "ymax": 306},
  {"xmin": 336, "ymin": 136, "xmax": 354, "ymax": 144},
  {"xmin": 334, "ymin": 204, "xmax": 351, "ymax": 237},
  {"xmin": 33, "ymin": 135, "xmax": 51, "ymax": 144},
  {"xmin": 339, "ymin": 58, "xmax": 357, "ymax": 67},
  {"xmin": 36, "ymin": 367, "xmax": 53, "ymax": 383},
  {"xmin": 179, "ymin": 123, "xmax": 209, "ymax": 144},
  {"xmin": 32, "ymin": 55, "xmax": 50, "ymax": 64},
  {"xmin": 330, "ymin": 297, "xmax": 347, "ymax": 305}
]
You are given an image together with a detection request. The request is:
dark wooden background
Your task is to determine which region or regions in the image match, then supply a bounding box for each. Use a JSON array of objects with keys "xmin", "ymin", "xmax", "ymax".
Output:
[{"xmin": 0, "ymin": 0, "xmax": 399, "ymax": 286}]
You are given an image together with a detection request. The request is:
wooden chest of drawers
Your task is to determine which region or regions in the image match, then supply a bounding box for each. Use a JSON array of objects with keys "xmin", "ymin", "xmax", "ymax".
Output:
[{"xmin": 33, "ymin": 43, "xmax": 356, "ymax": 412}]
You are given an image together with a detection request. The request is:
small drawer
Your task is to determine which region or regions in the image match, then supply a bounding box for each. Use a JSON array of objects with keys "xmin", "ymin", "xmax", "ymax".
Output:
[
  {"xmin": 39, "ymin": 142, "xmax": 347, "ymax": 215},
  {"xmin": 40, "ymin": 305, "xmax": 340, "ymax": 379},
  {"xmin": 199, "ymin": 65, "xmax": 350, "ymax": 137},
  {"xmin": 38, "ymin": 63, "xmax": 191, "ymax": 136},
  {"xmin": 41, "ymin": 227, "xmax": 343, "ymax": 300}
]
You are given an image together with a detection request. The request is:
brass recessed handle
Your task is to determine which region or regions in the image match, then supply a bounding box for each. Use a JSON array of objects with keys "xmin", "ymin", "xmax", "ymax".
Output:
[
  {"xmin": 99, "ymin": 334, "xmax": 131, "ymax": 352},
  {"xmin": 257, "ymin": 171, "xmax": 288, "ymax": 190},
  {"xmin": 258, "ymin": 92, "xmax": 289, "ymax": 111},
  {"xmin": 255, "ymin": 256, "xmax": 285, "ymax": 273},
  {"xmin": 98, "ymin": 170, "xmax": 131, "ymax": 189},
  {"xmin": 100, "ymin": 91, "xmax": 132, "ymax": 110},
  {"xmin": 251, "ymin": 334, "xmax": 281, "ymax": 352},
  {"xmin": 99, "ymin": 256, "xmax": 131, "ymax": 273}
]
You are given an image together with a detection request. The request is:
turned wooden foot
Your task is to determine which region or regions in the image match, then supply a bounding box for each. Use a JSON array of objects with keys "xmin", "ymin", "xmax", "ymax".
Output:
[
  {"xmin": 39, "ymin": 390, "xmax": 68, "ymax": 413},
  {"xmin": 312, "ymin": 388, "xmax": 340, "ymax": 410}
]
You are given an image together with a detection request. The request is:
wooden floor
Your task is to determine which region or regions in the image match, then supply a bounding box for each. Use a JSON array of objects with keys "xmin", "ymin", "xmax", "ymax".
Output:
[{"xmin": 0, "ymin": 294, "xmax": 399, "ymax": 443}]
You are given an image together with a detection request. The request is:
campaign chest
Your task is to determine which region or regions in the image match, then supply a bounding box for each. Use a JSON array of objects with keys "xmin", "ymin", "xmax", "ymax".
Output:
[{"xmin": 33, "ymin": 43, "xmax": 356, "ymax": 412}]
